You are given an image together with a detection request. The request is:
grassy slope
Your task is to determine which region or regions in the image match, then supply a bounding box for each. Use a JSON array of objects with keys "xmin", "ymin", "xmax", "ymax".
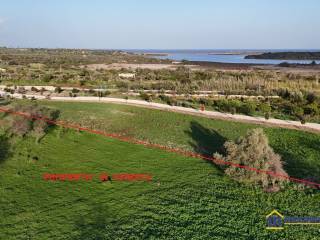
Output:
[
  {"xmin": 37, "ymin": 100, "xmax": 320, "ymax": 180},
  {"xmin": 0, "ymin": 100, "xmax": 320, "ymax": 239}
]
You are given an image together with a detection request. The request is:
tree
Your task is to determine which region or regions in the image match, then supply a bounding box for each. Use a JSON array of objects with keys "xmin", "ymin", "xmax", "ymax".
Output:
[
  {"xmin": 33, "ymin": 120, "xmax": 48, "ymax": 143},
  {"xmin": 292, "ymin": 106, "xmax": 304, "ymax": 119},
  {"xmin": 11, "ymin": 117, "xmax": 32, "ymax": 137},
  {"xmin": 240, "ymin": 101, "xmax": 257, "ymax": 115},
  {"xmin": 306, "ymin": 92, "xmax": 317, "ymax": 104},
  {"xmin": 54, "ymin": 86, "xmax": 63, "ymax": 94},
  {"xmin": 9, "ymin": 104, "xmax": 60, "ymax": 140},
  {"xmin": 260, "ymin": 102, "xmax": 271, "ymax": 112},
  {"xmin": 215, "ymin": 128, "xmax": 288, "ymax": 192}
]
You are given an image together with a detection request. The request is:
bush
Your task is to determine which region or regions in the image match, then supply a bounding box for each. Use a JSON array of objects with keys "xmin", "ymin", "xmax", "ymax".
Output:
[
  {"xmin": 259, "ymin": 103, "xmax": 271, "ymax": 114},
  {"xmin": 167, "ymin": 97, "xmax": 177, "ymax": 106},
  {"xmin": 240, "ymin": 101, "xmax": 257, "ymax": 115},
  {"xmin": 278, "ymin": 62, "xmax": 290, "ymax": 67},
  {"xmin": 306, "ymin": 92, "xmax": 317, "ymax": 104},
  {"xmin": 264, "ymin": 112, "xmax": 270, "ymax": 120},
  {"xmin": 17, "ymin": 87, "xmax": 26, "ymax": 94},
  {"xmin": 139, "ymin": 92, "xmax": 151, "ymax": 101},
  {"xmin": 72, "ymin": 88, "xmax": 80, "ymax": 93},
  {"xmin": 215, "ymin": 99, "xmax": 242, "ymax": 113},
  {"xmin": 11, "ymin": 117, "xmax": 32, "ymax": 137},
  {"xmin": 215, "ymin": 128, "xmax": 288, "ymax": 192},
  {"xmin": 292, "ymin": 106, "xmax": 304, "ymax": 118},
  {"xmin": 303, "ymin": 103, "xmax": 319, "ymax": 116},
  {"xmin": 290, "ymin": 91, "xmax": 304, "ymax": 103},
  {"xmin": 31, "ymin": 87, "xmax": 39, "ymax": 92},
  {"xmin": 8, "ymin": 104, "xmax": 60, "ymax": 140},
  {"xmin": 55, "ymin": 87, "xmax": 63, "ymax": 93}
]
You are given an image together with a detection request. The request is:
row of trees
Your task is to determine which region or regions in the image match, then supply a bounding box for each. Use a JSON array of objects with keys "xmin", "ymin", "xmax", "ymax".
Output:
[
  {"xmin": 139, "ymin": 91, "xmax": 320, "ymax": 123},
  {"xmin": 3, "ymin": 104, "xmax": 60, "ymax": 142},
  {"xmin": 1, "ymin": 62, "xmax": 319, "ymax": 94}
]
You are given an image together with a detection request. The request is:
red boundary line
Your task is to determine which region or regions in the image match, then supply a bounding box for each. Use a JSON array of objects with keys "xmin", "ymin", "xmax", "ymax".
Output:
[{"xmin": 0, "ymin": 107, "xmax": 319, "ymax": 189}]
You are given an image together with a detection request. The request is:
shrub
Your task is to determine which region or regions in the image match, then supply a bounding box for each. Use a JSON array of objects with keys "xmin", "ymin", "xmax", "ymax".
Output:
[
  {"xmin": 240, "ymin": 101, "xmax": 257, "ymax": 115},
  {"xmin": 278, "ymin": 62, "xmax": 290, "ymax": 67},
  {"xmin": 72, "ymin": 88, "xmax": 80, "ymax": 93},
  {"xmin": 11, "ymin": 117, "xmax": 32, "ymax": 137},
  {"xmin": 8, "ymin": 104, "xmax": 60, "ymax": 140},
  {"xmin": 55, "ymin": 86, "xmax": 63, "ymax": 93},
  {"xmin": 259, "ymin": 103, "xmax": 271, "ymax": 114},
  {"xmin": 42, "ymin": 74, "xmax": 54, "ymax": 83},
  {"xmin": 167, "ymin": 97, "xmax": 177, "ymax": 106},
  {"xmin": 264, "ymin": 112, "xmax": 270, "ymax": 120},
  {"xmin": 17, "ymin": 87, "xmax": 26, "ymax": 94},
  {"xmin": 303, "ymin": 103, "xmax": 319, "ymax": 116},
  {"xmin": 33, "ymin": 120, "xmax": 48, "ymax": 143},
  {"xmin": 292, "ymin": 106, "xmax": 304, "ymax": 118},
  {"xmin": 215, "ymin": 128, "xmax": 288, "ymax": 192},
  {"xmin": 290, "ymin": 91, "xmax": 304, "ymax": 103},
  {"xmin": 31, "ymin": 87, "xmax": 39, "ymax": 92},
  {"xmin": 139, "ymin": 92, "xmax": 151, "ymax": 101},
  {"xmin": 215, "ymin": 99, "xmax": 242, "ymax": 113},
  {"xmin": 306, "ymin": 92, "xmax": 317, "ymax": 104}
]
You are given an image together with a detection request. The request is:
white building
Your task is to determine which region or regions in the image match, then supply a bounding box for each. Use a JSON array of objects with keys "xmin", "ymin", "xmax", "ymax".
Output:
[{"xmin": 119, "ymin": 73, "xmax": 135, "ymax": 79}]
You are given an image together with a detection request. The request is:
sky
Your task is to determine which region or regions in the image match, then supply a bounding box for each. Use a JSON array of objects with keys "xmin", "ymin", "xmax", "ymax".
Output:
[{"xmin": 0, "ymin": 0, "xmax": 319, "ymax": 49}]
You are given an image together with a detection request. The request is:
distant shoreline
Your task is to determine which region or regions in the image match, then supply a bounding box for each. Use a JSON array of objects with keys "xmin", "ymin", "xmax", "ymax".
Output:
[{"xmin": 245, "ymin": 52, "xmax": 320, "ymax": 60}]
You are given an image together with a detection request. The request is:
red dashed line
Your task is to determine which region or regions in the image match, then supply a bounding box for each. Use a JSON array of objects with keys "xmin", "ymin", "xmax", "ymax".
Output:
[{"xmin": 0, "ymin": 107, "xmax": 319, "ymax": 189}]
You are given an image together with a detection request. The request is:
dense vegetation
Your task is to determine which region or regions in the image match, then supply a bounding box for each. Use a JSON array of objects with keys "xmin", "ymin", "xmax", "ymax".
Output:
[
  {"xmin": 0, "ymin": 47, "xmax": 168, "ymax": 66},
  {"xmin": 1, "ymin": 48, "xmax": 320, "ymax": 95},
  {"xmin": 245, "ymin": 52, "xmax": 320, "ymax": 60},
  {"xmin": 0, "ymin": 101, "xmax": 319, "ymax": 239},
  {"xmin": 0, "ymin": 103, "xmax": 59, "ymax": 142},
  {"xmin": 138, "ymin": 89, "xmax": 320, "ymax": 123}
]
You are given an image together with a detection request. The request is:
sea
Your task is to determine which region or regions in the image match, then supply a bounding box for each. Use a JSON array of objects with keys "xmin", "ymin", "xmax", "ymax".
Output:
[{"xmin": 126, "ymin": 49, "xmax": 320, "ymax": 65}]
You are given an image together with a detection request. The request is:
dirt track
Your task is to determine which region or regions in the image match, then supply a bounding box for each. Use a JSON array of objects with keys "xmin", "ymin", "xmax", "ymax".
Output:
[{"xmin": 2, "ymin": 91, "xmax": 320, "ymax": 134}]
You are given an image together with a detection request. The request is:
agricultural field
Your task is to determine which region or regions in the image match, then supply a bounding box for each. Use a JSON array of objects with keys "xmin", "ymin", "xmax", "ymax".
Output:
[
  {"xmin": 2, "ymin": 0, "xmax": 320, "ymax": 239},
  {"xmin": 0, "ymin": 100, "xmax": 320, "ymax": 239}
]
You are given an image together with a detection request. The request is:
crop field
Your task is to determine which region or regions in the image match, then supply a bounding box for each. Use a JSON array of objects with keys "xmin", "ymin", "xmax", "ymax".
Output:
[{"xmin": 0, "ymin": 100, "xmax": 320, "ymax": 239}]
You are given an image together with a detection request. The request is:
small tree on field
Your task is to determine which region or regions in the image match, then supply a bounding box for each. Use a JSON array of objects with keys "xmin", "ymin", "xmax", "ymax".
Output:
[
  {"xmin": 11, "ymin": 117, "xmax": 32, "ymax": 137},
  {"xmin": 215, "ymin": 128, "xmax": 288, "ymax": 192},
  {"xmin": 33, "ymin": 120, "xmax": 48, "ymax": 143}
]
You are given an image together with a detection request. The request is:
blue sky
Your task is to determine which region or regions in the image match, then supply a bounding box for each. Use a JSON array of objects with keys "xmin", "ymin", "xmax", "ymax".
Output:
[{"xmin": 0, "ymin": 0, "xmax": 319, "ymax": 49}]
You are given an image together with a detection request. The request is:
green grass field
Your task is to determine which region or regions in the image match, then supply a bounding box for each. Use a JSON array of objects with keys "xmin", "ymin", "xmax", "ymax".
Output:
[
  {"xmin": 1, "ymin": 100, "xmax": 320, "ymax": 239},
  {"xmin": 31, "ymin": 100, "xmax": 320, "ymax": 181}
]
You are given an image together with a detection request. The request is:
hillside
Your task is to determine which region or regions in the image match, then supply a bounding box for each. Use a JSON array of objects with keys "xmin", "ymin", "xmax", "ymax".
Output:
[{"xmin": 0, "ymin": 100, "xmax": 320, "ymax": 239}]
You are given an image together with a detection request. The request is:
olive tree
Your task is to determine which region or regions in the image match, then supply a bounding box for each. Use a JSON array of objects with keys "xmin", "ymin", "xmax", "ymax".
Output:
[{"xmin": 214, "ymin": 128, "xmax": 288, "ymax": 192}]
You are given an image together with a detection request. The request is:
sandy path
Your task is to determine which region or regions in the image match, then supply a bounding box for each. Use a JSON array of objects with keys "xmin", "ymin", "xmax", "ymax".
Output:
[{"xmin": 2, "ymin": 92, "xmax": 320, "ymax": 134}]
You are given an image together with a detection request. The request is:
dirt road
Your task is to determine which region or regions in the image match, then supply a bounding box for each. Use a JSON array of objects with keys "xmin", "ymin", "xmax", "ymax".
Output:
[{"xmin": 2, "ymin": 92, "xmax": 320, "ymax": 133}]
